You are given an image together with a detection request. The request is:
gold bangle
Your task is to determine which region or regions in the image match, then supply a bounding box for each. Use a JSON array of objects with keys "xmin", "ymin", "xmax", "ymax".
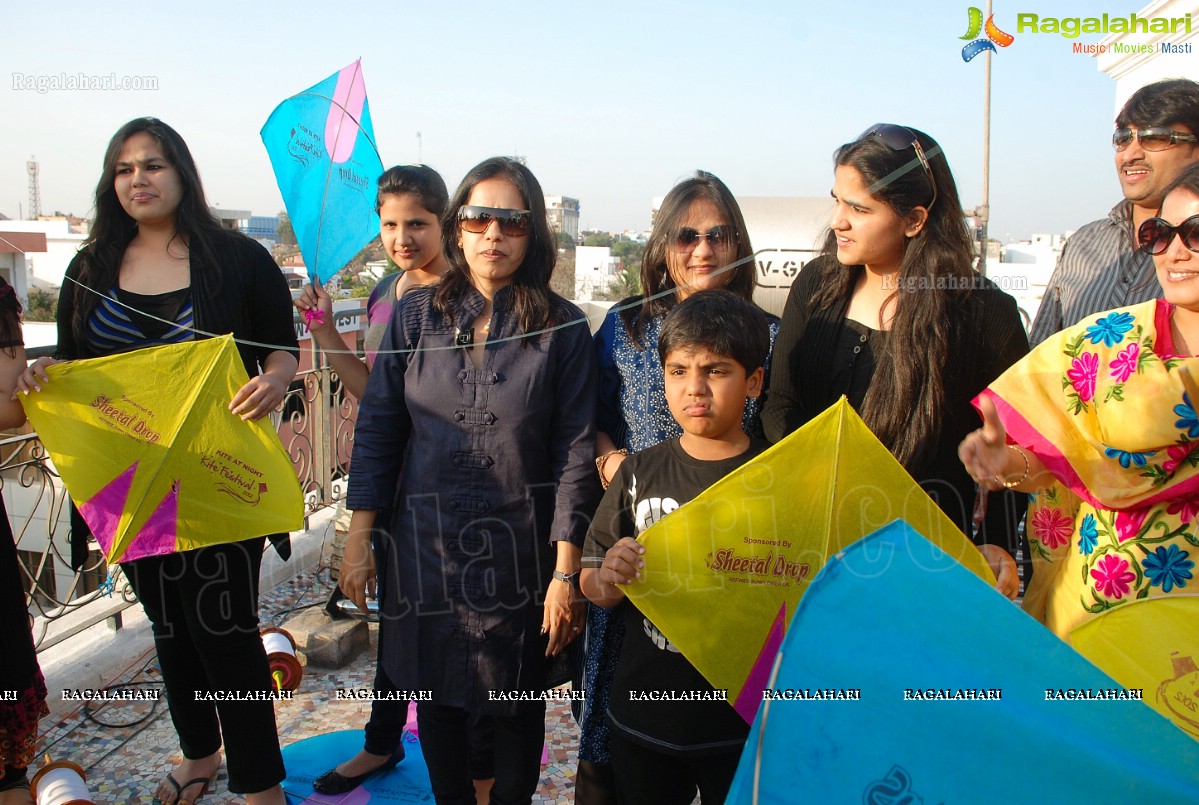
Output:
[
  {"xmin": 994, "ymin": 444, "xmax": 1030, "ymax": 489},
  {"xmin": 596, "ymin": 448, "xmax": 627, "ymax": 490}
]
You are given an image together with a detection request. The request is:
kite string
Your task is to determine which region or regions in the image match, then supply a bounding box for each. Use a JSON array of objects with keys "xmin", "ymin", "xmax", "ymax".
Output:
[{"xmin": 61, "ymin": 252, "xmax": 757, "ymax": 356}]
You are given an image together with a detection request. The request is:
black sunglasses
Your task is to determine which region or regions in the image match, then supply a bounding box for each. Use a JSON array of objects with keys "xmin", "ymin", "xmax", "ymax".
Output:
[
  {"xmin": 673, "ymin": 225, "xmax": 737, "ymax": 252},
  {"xmin": 458, "ymin": 205, "xmax": 531, "ymax": 237},
  {"xmin": 857, "ymin": 123, "xmax": 938, "ymax": 212},
  {"xmin": 1139, "ymin": 214, "xmax": 1199, "ymax": 255},
  {"xmin": 1113, "ymin": 127, "xmax": 1199, "ymax": 152}
]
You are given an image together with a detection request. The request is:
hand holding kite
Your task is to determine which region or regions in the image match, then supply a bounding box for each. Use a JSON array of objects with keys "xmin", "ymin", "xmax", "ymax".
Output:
[{"xmin": 293, "ymin": 282, "xmax": 333, "ymax": 335}]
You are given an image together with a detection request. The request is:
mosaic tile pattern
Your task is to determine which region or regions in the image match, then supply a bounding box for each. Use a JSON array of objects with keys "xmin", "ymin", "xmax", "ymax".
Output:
[{"xmin": 35, "ymin": 568, "xmax": 584, "ymax": 803}]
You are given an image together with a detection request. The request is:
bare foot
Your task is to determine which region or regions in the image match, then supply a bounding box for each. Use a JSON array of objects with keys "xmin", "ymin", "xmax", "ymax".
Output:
[
  {"xmin": 155, "ymin": 750, "xmax": 221, "ymax": 804},
  {"xmin": 244, "ymin": 783, "xmax": 286, "ymax": 805},
  {"xmin": 334, "ymin": 749, "xmax": 395, "ymax": 778}
]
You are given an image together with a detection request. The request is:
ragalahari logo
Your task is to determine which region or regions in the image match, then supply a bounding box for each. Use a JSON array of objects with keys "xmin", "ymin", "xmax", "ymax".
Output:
[{"xmin": 960, "ymin": 7, "xmax": 1015, "ymax": 61}]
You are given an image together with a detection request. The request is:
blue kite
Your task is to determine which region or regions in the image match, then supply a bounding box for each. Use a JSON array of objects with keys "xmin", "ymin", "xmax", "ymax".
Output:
[
  {"xmin": 727, "ymin": 520, "xmax": 1199, "ymax": 804},
  {"xmin": 262, "ymin": 60, "xmax": 384, "ymax": 285}
]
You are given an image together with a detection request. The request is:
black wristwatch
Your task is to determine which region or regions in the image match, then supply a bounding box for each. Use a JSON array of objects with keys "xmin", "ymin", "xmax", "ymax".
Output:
[{"xmin": 553, "ymin": 570, "xmax": 581, "ymax": 589}]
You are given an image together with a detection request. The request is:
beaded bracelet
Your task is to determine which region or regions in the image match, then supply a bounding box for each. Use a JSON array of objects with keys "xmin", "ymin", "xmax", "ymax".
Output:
[
  {"xmin": 596, "ymin": 448, "xmax": 628, "ymax": 490},
  {"xmin": 995, "ymin": 444, "xmax": 1030, "ymax": 489}
]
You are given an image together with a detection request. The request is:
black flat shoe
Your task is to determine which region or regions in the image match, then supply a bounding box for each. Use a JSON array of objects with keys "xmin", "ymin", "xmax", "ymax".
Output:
[{"xmin": 311, "ymin": 745, "xmax": 405, "ymax": 794}]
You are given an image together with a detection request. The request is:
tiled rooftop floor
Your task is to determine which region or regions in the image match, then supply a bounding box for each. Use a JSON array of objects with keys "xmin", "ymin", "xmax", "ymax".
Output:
[{"xmin": 36, "ymin": 569, "xmax": 579, "ymax": 804}]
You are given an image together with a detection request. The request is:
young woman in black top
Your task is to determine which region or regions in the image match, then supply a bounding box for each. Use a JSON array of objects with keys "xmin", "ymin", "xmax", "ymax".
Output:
[
  {"xmin": 761, "ymin": 124, "xmax": 1028, "ymax": 596},
  {"xmin": 18, "ymin": 118, "xmax": 296, "ymax": 805}
]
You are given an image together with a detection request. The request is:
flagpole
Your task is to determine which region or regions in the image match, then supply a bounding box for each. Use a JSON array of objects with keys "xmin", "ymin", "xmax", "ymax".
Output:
[{"xmin": 978, "ymin": 0, "xmax": 992, "ymax": 275}]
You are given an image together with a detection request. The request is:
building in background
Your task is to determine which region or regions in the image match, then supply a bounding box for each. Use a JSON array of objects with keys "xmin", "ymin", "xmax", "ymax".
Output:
[
  {"xmin": 574, "ymin": 245, "xmax": 619, "ymax": 301},
  {"xmin": 0, "ymin": 217, "xmax": 87, "ymax": 292},
  {"xmin": 0, "ymin": 230, "xmax": 46, "ymax": 302},
  {"xmin": 211, "ymin": 207, "xmax": 279, "ymax": 249},
  {"xmin": 545, "ymin": 195, "xmax": 580, "ymax": 242},
  {"xmin": 1098, "ymin": 0, "xmax": 1198, "ymax": 111}
]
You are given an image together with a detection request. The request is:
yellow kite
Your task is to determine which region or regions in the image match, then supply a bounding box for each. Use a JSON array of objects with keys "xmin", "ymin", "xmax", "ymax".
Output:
[
  {"xmin": 1071, "ymin": 597, "xmax": 1199, "ymax": 741},
  {"xmin": 23, "ymin": 335, "xmax": 304, "ymax": 563},
  {"xmin": 625, "ymin": 397, "xmax": 995, "ymax": 721}
]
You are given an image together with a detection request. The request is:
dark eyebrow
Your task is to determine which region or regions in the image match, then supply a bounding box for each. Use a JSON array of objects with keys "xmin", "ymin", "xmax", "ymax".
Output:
[
  {"xmin": 833, "ymin": 190, "xmax": 868, "ymax": 208},
  {"xmin": 115, "ymin": 155, "xmax": 167, "ymax": 167},
  {"xmin": 667, "ymin": 357, "xmax": 733, "ymax": 370}
]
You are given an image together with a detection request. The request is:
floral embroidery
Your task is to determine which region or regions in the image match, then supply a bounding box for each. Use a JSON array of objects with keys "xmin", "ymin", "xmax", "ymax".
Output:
[
  {"xmin": 1167, "ymin": 497, "xmax": 1199, "ymax": 525},
  {"xmin": 1085, "ymin": 311, "xmax": 1135, "ymax": 348},
  {"xmin": 1078, "ymin": 514, "xmax": 1098, "ymax": 555},
  {"xmin": 1067, "ymin": 352, "xmax": 1099, "ymax": 402},
  {"xmin": 1103, "ymin": 446, "xmax": 1154, "ymax": 469},
  {"xmin": 1162, "ymin": 442, "xmax": 1198, "ymax": 474},
  {"xmin": 1108, "ymin": 342, "xmax": 1140, "ymax": 382},
  {"xmin": 1142, "ymin": 545, "xmax": 1194, "ymax": 593},
  {"xmin": 1175, "ymin": 395, "xmax": 1199, "ymax": 439},
  {"xmin": 1090, "ymin": 554, "xmax": 1136, "ymax": 600},
  {"xmin": 1114, "ymin": 507, "xmax": 1148, "ymax": 542},
  {"xmin": 1031, "ymin": 507, "xmax": 1072, "ymax": 550}
]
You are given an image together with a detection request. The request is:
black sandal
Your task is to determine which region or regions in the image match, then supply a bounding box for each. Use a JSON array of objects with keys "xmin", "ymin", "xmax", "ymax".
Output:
[
  {"xmin": 312, "ymin": 745, "xmax": 405, "ymax": 794},
  {"xmin": 157, "ymin": 772, "xmax": 212, "ymax": 805}
]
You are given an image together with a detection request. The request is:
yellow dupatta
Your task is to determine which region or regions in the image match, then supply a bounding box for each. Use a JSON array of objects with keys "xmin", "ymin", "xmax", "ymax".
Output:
[{"xmin": 979, "ymin": 300, "xmax": 1199, "ymax": 637}]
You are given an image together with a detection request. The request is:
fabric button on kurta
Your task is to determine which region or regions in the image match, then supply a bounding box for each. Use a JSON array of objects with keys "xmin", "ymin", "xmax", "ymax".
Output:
[{"xmin": 348, "ymin": 285, "xmax": 598, "ymax": 715}]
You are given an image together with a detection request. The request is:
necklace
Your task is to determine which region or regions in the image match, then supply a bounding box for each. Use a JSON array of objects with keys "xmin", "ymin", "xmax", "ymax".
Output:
[{"xmin": 480, "ymin": 315, "xmax": 492, "ymax": 334}]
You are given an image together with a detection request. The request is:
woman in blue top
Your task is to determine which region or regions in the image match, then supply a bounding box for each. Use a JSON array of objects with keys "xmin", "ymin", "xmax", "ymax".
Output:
[{"xmin": 581, "ymin": 170, "xmax": 779, "ymax": 804}]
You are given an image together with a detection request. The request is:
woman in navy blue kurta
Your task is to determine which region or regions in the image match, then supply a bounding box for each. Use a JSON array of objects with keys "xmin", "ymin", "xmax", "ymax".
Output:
[{"xmin": 346, "ymin": 157, "xmax": 597, "ymax": 805}]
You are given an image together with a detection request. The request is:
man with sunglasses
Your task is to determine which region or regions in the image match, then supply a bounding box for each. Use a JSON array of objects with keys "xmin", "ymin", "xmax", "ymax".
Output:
[{"xmin": 1030, "ymin": 78, "xmax": 1199, "ymax": 345}]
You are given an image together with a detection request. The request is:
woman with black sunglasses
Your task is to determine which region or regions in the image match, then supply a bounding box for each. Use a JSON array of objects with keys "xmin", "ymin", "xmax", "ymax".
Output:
[
  {"xmin": 581, "ymin": 171, "xmax": 779, "ymax": 805},
  {"xmin": 960, "ymin": 161, "xmax": 1199, "ymax": 644},
  {"xmin": 762, "ymin": 125, "xmax": 1028, "ymax": 598},
  {"xmin": 343, "ymin": 156, "xmax": 597, "ymax": 805}
]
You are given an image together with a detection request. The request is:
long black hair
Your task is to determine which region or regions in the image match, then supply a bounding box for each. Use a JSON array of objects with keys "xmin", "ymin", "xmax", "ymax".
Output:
[
  {"xmin": 625, "ymin": 170, "xmax": 755, "ymax": 346},
  {"xmin": 813, "ymin": 126, "xmax": 975, "ymax": 471},
  {"xmin": 435, "ymin": 157, "xmax": 561, "ymax": 336},
  {"xmin": 70, "ymin": 117, "xmax": 226, "ymax": 348}
]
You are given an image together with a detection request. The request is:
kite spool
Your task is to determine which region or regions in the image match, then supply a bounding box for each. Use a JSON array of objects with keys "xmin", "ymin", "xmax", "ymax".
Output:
[
  {"xmin": 30, "ymin": 758, "xmax": 95, "ymax": 805},
  {"xmin": 261, "ymin": 627, "xmax": 302, "ymax": 692}
]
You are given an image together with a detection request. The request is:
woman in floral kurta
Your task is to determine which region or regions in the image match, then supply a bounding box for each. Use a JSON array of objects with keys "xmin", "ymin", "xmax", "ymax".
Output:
[
  {"xmin": 962, "ymin": 207, "xmax": 1199, "ymax": 644},
  {"xmin": 982, "ymin": 300, "xmax": 1198, "ymax": 638},
  {"xmin": 962, "ymin": 162, "xmax": 1199, "ymax": 640}
]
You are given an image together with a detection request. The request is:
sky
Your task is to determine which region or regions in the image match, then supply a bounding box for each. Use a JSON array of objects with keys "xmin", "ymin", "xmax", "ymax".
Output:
[{"xmin": 0, "ymin": 1, "xmax": 1191, "ymax": 241}]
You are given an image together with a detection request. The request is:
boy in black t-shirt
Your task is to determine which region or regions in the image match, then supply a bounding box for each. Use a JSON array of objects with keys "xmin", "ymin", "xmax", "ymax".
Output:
[{"xmin": 581, "ymin": 290, "xmax": 771, "ymax": 805}]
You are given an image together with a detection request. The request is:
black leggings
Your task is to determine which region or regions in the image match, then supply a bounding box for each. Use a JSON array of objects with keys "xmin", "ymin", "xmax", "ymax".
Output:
[
  {"xmin": 123, "ymin": 538, "xmax": 284, "ymax": 795},
  {"xmin": 417, "ymin": 701, "xmax": 543, "ymax": 805}
]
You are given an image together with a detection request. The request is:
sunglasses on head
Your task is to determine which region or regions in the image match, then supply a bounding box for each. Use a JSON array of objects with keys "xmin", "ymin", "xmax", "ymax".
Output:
[
  {"xmin": 857, "ymin": 123, "xmax": 938, "ymax": 212},
  {"xmin": 673, "ymin": 225, "xmax": 737, "ymax": 252},
  {"xmin": 458, "ymin": 205, "xmax": 531, "ymax": 236},
  {"xmin": 1112, "ymin": 127, "xmax": 1199, "ymax": 152},
  {"xmin": 1139, "ymin": 214, "xmax": 1199, "ymax": 255}
]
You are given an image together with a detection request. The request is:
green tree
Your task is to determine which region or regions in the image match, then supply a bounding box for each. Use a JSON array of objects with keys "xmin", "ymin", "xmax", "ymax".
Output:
[
  {"xmin": 611, "ymin": 240, "xmax": 644, "ymax": 262},
  {"xmin": 556, "ymin": 231, "xmax": 576, "ymax": 250},
  {"xmin": 25, "ymin": 289, "xmax": 57, "ymax": 322},
  {"xmin": 612, "ymin": 265, "xmax": 641, "ymax": 297},
  {"xmin": 583, "ymin": 232, "xmax": 613, "ymax": 248},
  {"xmin": 550, "ymin": 251, "xmax": 575, "ymax": 300},
  {"xmin": 276, "ymin": 211, "xmax": 297, "ymax": 247}
]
